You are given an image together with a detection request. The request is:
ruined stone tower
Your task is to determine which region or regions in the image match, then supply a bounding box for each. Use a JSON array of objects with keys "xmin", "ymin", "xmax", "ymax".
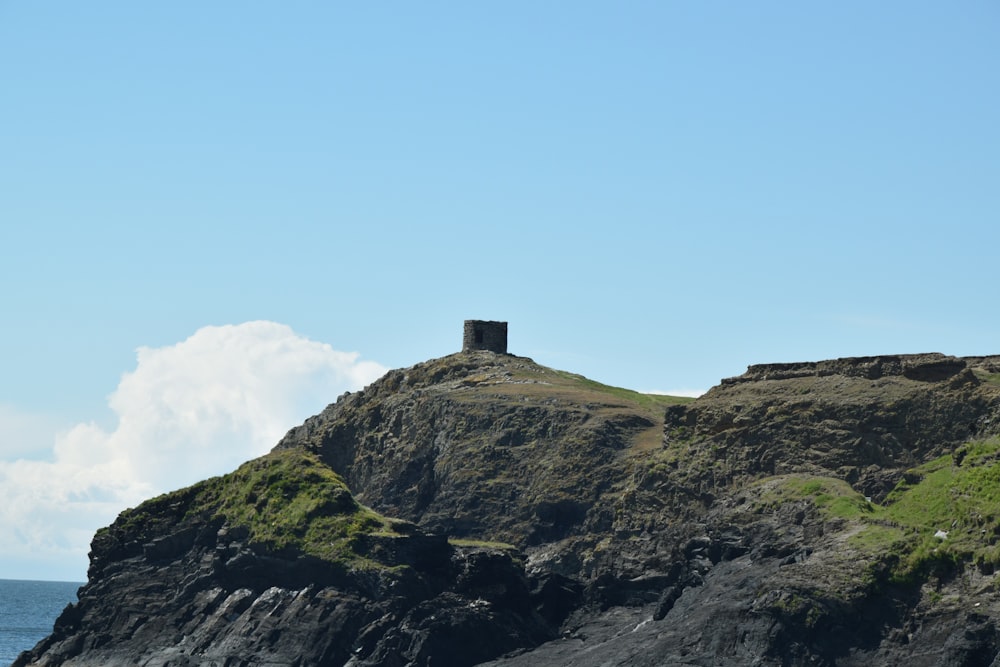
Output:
[{"xmin": 463, "ymin": 320, "xmax": 508, "ymax": 354}]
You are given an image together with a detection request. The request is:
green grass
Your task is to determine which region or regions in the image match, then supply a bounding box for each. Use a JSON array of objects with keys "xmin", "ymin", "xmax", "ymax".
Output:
[
  {"xmin": 761, "ymin": 436, "xmax": 1000, "ymax": 584},
  {"xmin": 872, "ymin": 436, "xmax": 1000, "ymax": 579},
  {"xmin": 552, "ymin": 370, "xmax": 695, "ymax": 410},
  {"xmin": 755, "ymin": 475, "xmax": 876, "ymax": 520},
  {"xmin": 107, "ymin": 449, "xmax": 408, "ymax": 570},
  {"xmin": 973, "ymin": 370, "xmax": 1000, "ymax": 386},
  {"xmin": 204, "ymin": 449, "xmax": 395, "ymax": 565}
]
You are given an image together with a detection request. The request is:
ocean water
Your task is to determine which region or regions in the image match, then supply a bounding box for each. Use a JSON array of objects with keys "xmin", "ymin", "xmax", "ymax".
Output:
[{"xmin": 0, "ymin": 579, "xmax": 82, "ymax": 666}]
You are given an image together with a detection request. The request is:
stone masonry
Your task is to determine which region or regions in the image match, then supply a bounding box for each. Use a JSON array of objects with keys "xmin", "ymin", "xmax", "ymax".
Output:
[{"xmin": 463, "ymin": 320, "xmax": 508, "ymax": 354}]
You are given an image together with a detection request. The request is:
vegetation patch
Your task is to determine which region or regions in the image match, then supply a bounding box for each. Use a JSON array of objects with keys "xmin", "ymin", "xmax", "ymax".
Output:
[
  {"xmin": 763, "ymin": 589, "xmax": 832, "ymax": 629},
  {"xmin": 207, "ymin": 449, "xmax": 402, "ymax": 566},
  {"xmin": 758, "ymin": 437, "xmax": 1000, "ymax": 584},
  {"xmin": 973, "ymin": 370, "xmax": 1000, "ymax": 386},
  {"xmin": 872, "ymin": 436, "xmax": 1000, "ymax": 580},
  {"xmin": 447, "ymin": 537, "xmax": 519, "ymax": 551},
  {"xmin": 552, "ymin": 370, "xmax": 695, "ymax": 411},
  {"xmin": 751, "ymin": 475, "xmax": 875, "ymax": 520},
  {"xmin": 109, "ymin": 449, "xmax": 409, "ymax": 570}
]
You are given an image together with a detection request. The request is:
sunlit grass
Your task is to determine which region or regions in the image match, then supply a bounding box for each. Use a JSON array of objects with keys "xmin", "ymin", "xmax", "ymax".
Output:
[
  {"xmin": 104, "ymin": 449, "xmax": 408, "ymax": 571},
  {"xmin": 757, "ymin": 436, "xmax": 1000, "ymax": 583}
]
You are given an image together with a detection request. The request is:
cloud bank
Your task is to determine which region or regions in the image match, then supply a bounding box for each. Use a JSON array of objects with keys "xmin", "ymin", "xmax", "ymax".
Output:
[{"xmin": 0, "ymin": 322, "xmax": 387, "ymax": 581}]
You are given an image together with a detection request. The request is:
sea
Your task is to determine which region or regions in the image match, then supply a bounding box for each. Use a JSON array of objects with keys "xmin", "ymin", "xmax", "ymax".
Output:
[{"xmin": 0, "ymin": 579, "xmax": 83, "ymax": 666}]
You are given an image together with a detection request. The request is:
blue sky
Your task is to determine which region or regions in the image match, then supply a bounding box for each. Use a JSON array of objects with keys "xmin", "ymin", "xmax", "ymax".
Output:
[{"xmin": 1, "ymin": 2, "xmax": 998, "ymax": 580}]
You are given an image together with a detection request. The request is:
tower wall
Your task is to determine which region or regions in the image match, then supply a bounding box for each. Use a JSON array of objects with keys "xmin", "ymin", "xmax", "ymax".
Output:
[{"xmin": 463, "ymin": 320, "xmax": 508, "ymax": 354}]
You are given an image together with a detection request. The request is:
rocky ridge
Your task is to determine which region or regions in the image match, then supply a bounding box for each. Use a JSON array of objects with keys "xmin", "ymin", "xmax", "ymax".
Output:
[{"xmin": 17, "ymin": 350, "xmax": 1000, "ymax": 666}]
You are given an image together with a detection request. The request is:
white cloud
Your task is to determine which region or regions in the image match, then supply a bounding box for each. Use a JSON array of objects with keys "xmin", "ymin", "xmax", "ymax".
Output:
[
  {"xmin": 0, "ymin": 405, "xmax": 67, "ymax": 460},
  {"xmin": 0, "ymin": 321, "xmax": 387, "ymax": 581}
]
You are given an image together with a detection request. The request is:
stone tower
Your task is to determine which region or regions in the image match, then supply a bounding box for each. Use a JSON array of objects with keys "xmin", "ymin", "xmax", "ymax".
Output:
[{"xmin": 463, "ymin": 320, "xmax": 508, "ymax": 354}]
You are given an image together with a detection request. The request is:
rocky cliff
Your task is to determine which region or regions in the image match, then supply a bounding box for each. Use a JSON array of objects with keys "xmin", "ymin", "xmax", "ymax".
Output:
[{"xmin": 17, "ymin": 350, "xmax": 1000, "ymax": 666}]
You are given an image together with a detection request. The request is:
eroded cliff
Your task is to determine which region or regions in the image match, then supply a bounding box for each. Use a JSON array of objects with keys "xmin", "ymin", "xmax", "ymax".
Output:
[{"xmin": 18, "ymin": 351, "xmax": 1000, "ymax": 666}]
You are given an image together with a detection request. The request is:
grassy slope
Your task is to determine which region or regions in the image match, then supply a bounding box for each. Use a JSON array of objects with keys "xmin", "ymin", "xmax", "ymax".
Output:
[
  {"xmin": 101, "ymin": 449, "xmax": 413, "ymax": 571},
  {"xmin": 448, "ymin": 359, "xmax": 693, "ymax": 412},
  {"xmin": 448, "ymin": 357, "xmax": 693, "ymax": 454},
  {"xmin": 755, "ymin": 435, "xmax": 1000, "ymax": 582},
  {"xmin": 202, "ymin": 449, "xmax": 406, "ymax": 565}
]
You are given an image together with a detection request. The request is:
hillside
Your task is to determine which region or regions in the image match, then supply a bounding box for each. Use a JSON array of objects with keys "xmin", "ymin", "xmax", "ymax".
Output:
[{"xmin": 16, "ymin": 350, "xmax": 1000, "ymax": 666}]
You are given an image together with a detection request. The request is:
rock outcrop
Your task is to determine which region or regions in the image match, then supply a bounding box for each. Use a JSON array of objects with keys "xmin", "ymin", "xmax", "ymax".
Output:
[
  {"xmin": 17, "ymin": 450, "xmax": 553, "ymax": 666},
  {"xmin": 18, "ymin": 351, "xmax": 1000, "ymax": 666}
]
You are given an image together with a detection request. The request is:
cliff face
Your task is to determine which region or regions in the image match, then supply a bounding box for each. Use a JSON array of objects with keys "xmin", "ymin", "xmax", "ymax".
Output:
[
  {"xmin": 20, "ymin": 449, "xmax": 555, "ymax": 667},
  {"xmin": 18, "ymin": 351, "xmax": 1000, "ymax": 666},
  {"xmin": 273, "ymin": 352, "xmax": 677, "ymax": 560},
  {"xmin": 667, "ymin": 354, "xmax": 994, "ymax": 501}
]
